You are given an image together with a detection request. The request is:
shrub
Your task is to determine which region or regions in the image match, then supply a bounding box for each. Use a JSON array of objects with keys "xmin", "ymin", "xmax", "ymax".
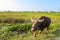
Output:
[
  {"xmin": 49, "ymin": 23, "xmax": 60, "ymax": 30},
  {"xmin": 2, "ymin": 23, "xmax": 32, "ymax": 32}
]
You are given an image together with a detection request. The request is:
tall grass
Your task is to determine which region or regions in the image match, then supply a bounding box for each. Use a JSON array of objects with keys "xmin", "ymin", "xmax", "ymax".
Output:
[
  {"xmin": 0, "ymin": 12, "xmax": 60, "ymax": 40},
  {"xmin": 0, "ymin": 23, "xmax": 60, "ymax": 40}
]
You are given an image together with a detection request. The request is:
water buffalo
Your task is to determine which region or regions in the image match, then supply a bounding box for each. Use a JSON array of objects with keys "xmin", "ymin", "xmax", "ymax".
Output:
[{"xmin": 31, "ymin": 16, "xmax": 51, "ymax": 37}]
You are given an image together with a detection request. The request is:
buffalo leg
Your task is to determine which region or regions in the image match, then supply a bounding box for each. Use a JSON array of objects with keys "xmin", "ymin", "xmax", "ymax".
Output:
[
  {"xmin": 47, "ymin": 27, "xmax": 48, "ymax": 32},
  {"xmin": 40, "ymin": 29, "xmax": 43, "ymax": 34},
  {"xmin": 46, "ymin": 27, "xmax": 49, "ymax": 33},
  {"xmin": 34, "ymin": 31, "xmax": 36, "ymax": 37}
]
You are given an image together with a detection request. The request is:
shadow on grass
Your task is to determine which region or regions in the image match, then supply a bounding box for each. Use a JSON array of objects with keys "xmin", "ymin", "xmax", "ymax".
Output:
[
  {"xmin": 44, "ymin": 29, "xmax": 60, "ymax": 40},
  {"xmin": 52, "ymin": 29, "xmax": 60, "ymax": 37}
]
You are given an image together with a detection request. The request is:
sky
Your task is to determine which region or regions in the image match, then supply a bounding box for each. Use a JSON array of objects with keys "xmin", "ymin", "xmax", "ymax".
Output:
[{"xmin": 0, "ymin": 0, "xmax": 60, "ymax": 11}]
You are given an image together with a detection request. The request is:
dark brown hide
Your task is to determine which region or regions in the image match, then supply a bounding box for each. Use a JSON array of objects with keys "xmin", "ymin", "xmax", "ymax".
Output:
[{"xmin": 31, "ymin": 16, "xmax": 51, "ymax": 33}]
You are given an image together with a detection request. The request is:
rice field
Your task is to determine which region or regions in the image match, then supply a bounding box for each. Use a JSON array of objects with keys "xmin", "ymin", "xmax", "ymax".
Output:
[{"xmin": 0, "ymin": 12, "xmax": 60, "ymax": 40}]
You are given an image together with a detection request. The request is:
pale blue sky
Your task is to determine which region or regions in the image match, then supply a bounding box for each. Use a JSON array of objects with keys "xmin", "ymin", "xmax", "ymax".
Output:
[{"xmin": 0, "ymin": 0, "xmax": 60, "ymax": 11}]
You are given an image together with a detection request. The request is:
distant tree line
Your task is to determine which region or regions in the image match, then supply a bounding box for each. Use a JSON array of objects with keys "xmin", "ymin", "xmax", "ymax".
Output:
[{"xmin": 0, "ymin": 10, "xmax": 60, "ymax": 13}]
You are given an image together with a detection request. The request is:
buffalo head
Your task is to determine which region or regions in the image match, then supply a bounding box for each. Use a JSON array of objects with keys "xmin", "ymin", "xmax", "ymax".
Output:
[{"xmin": 30, "ymin": 18, "xmax": 44, "ymax": 32}]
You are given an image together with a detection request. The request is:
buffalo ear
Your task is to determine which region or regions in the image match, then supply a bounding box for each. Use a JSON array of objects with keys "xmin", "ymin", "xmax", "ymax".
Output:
[
  {"xmin": 31, "ymin": 18, "xmax": 37, "ymax": 23},
  {"xmin": 31, "ymin": 18, "xmax": 34, "ymax": 22},
  {"xmin": 38, "ymin": 18, "xmax": 44, "ymax": 22}
]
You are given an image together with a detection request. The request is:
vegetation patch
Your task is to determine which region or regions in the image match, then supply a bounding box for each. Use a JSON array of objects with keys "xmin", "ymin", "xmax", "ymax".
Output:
[{"xmin": 0, "ymin": 12, "xmax": 60, "ymax": 40}]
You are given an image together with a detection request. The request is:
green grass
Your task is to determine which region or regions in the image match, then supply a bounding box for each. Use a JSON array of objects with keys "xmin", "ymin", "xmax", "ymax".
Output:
[{"xmin": 0, "ymin": 12, "xmax": 60, "ymax": 40}]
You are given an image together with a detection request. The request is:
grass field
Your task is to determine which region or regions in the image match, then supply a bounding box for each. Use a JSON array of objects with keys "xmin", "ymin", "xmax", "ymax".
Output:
[{"xmin": 0, "ymin": 12, "xmax": 60, "ymax": 40}]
